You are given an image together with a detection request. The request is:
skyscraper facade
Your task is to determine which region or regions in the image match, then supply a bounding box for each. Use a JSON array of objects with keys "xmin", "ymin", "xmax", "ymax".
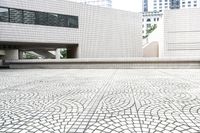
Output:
[
  {"xmin": 170, "ymin": 0, "xmax": 180, "ymax": 9},
  {"xmin": 143, "ymin": 0, "xmax": 148, "ymax": 12},
  {"xmin": 180, "ymin": 0, "xmax": 200, "ymax": 8},
  {"xmin": 144, "ymin": 0, "xmax": 200, "ymax": 13},
  {"xmin": 69, "ymin": 0, "xmax": 112, "ymax": 8}
]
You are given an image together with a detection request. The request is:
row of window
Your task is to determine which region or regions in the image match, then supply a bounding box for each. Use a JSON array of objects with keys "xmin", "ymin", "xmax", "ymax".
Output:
[
  {"xmin": 154, "ymin": 0, "xmax": 168, "ymax": 2},
  {"xmin": 146, "ymin": 18, "xmax": 159, "ymax": 22},
  {"xmin": 0, "ymin": 7, "xmax": 78, "ymax": 28},
  {"xmin": 182, "ymin": 4, "xmax": 197, "ymax": 7},
  {"xmin": 182, "ymin": 1, "xmax": 197, "ymax": 4}
]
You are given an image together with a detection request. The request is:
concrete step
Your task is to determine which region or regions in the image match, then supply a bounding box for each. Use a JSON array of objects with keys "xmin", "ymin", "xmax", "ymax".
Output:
[{"xmin": 4, "ymin": 58, "xmax": 200, "ymax": 69}]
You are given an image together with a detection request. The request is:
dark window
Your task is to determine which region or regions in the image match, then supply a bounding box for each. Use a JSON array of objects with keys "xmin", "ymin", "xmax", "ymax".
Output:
[
  {"xmin": 0, "ymin": 7, "xmax": 78, "ymax": 28},
  {"xmin": 147, "ymin": 24, "xmax": 151, "ymax": 28},
  {"xmin": 147, "ymin": 18, "xmax": 151, "ymax": 22},
  {"xmin": 48, "ymin": 13, "xmax": 58, "ymax": 26},
  {"xmin": 0, "ymin": 7, "xmax": 9, "ymax": 22},
  {"xmin": 10, "ymin": 9, "xmax": 23, "ymax": 23},
  {"xmin": 68, "ymin": 16, "xmax": 78, "ymax": 28},
  {"xmin": 58, "ymin": 15, "xmax": 68, "ymax": 27},
  {"xmin": 35, "ymin": 12, "xmax": 48, "ymax": 25},
  {"xmin": 23, "ymin": 10, "xmax": 35, "ymax": 24}
]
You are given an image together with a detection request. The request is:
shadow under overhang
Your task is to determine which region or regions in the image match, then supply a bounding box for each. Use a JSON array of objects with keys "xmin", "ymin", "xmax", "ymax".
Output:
[{"xmin": 0, "ymin": 41, "xmax": 78, "ymax": 50}]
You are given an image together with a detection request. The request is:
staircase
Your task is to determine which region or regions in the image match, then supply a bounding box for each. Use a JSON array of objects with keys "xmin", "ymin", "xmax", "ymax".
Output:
[{"xmin": 32, "ymin": 50, "xmax": 55, "ymax": 59}]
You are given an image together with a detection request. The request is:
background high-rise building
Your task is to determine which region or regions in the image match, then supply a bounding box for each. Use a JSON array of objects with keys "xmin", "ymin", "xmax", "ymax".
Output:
[
  {"xmin": 144, "ymin": 0, "xmax": 200, "ymax": 13},
  {"xmin": 69, "ymin": 0, "xmax": 112, "ymax": 8},
  {"xmin": 170, "ymin": 0, "xmax": 180, "ymax": 9},
  {"xmin": 143, "ymin": 0, "xmax": 148, "ymax": 12}
]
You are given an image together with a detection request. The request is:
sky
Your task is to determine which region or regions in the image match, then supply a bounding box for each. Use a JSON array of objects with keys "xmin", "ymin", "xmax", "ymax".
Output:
[{"xmin": 112, "ymin": 0, "xmax": 142, "ymax": 12}]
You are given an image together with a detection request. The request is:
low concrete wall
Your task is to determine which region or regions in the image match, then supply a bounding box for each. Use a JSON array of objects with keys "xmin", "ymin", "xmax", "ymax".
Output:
[{"xmin": 5, "ymin": 58, "xmax": 200, "ymax": 69}]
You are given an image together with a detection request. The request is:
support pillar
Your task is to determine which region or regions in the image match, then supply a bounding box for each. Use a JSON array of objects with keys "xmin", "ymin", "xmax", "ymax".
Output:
[
  {"xmin": 4, "ymin": 49, "xmax": 19, "ymax": 60},
  {"xmin": 55, "ymin": 48, "xmax": 61, "ymax": 59},
  {"xmin": 19, "ymin": 51, "xmax": 24, "ymax": 59}
]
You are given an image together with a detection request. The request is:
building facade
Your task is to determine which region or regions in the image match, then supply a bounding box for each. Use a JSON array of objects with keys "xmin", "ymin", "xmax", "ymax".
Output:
[
  {"xmin": 68, "ymin": 0, "xmax": 112, "ymax": 8},
  {"xmin": 0, "ymin": 0, "xmax": 142, "ymax": 59},
  {"xmin": 180, "ymin": 0, "xmax": 200, "ymax": 8},
  {"xmin": 145, "ymin": 0, "xmax": 200, "ymax": 13},
  {"xmin": 143, "ymin": 0, "xmax": 149, "ymax": 12},
  {"xmin": 160, "ymin": 8, "xmax": 200, "ymax": 57},
  {"xmin": 142, "ymin": 0, "xmax": 200, "ymax": 37},
  {"xmin": 142, "ymin": 11, "xmax": 162, "ymax": 37}
]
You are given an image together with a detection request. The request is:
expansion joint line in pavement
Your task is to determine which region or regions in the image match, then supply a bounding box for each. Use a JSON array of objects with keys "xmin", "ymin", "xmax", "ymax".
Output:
[{"xmin": 68, "ymin": 70, "xmax": 118, "ymax": 132}]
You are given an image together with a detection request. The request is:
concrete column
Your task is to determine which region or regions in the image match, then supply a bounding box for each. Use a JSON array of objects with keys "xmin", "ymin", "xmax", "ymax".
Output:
[
  {"xmin": 4, "ymin": 50, "xmax": 19, "ymax": 60},
  {"xmin": 0, "ymin": 59, "xmax": 3, "ymax": 66},
  {"xmin": 55, "ymin": 48, "xmax": 61, "ymax": 59},
  {"xmin": 19, "ymin": 51, "xmax": 24, "ymax": 59},
  {"xmin": 0, "ymin": 50, "xmax": 5, "ymax": 56}
]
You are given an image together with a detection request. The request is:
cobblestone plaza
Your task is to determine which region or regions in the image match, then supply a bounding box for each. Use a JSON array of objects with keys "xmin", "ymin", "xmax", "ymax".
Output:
[{"xmin": 0, "ymin": 69, "xmax": 200, "ymax": 133}]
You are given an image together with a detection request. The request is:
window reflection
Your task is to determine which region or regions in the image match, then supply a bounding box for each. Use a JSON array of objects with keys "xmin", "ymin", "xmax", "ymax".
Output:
[
  {"xmin": 0, "ymin": 7, "xmax": 78, "ymax": 28},
  {"xmin": 24, "ymin": 11, "xmax": 35, "ymax": 24},
  {"xmin": 10, "ymin": 9, "xmax": 23, "ymax": 23},
  {"xmin": 0, "ymin": 8, "xmax": 9, "ymax": 22}
]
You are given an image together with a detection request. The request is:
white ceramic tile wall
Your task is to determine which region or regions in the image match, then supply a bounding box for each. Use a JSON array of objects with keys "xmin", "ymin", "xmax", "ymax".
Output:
[
  {"xmin": 0, "ymin": 0, "xmax": 142, "ymax": 58},
  {"xmin": 162, "ymin": 8, "xmax": 200, "ymax": 57}
]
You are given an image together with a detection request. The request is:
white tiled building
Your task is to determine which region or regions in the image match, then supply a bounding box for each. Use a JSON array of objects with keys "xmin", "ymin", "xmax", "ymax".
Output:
[
  {"xmin": 0, "ymin": 0, "xmax": 142, "ymax": 59},
  {"xmin": 142, "ymin": 0, "xmax": 200, "ymax": 37},
  {"xmin": 161, "ymin": 8, "xmax": 200, "ymax": 57},
  {"xmin": 68, "ymin": 0, "xmax": 112, "ymax": 8},
  {"xmin": 143, "ymin": 8, "xmax": 200, "ymax": 58}
]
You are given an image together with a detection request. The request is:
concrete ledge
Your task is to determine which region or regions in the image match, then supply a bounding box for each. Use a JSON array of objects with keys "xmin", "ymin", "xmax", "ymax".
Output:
[
  {"xmin": 5, "ymin": 58, "xmax": 200, "ymax": 69},
  {"xmin": 0, "ymin": 60, "xmax": 9, "ymax": 69}
]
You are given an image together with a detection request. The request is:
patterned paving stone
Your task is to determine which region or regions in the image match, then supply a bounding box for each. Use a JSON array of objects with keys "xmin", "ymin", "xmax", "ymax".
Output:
[{"xmin": 0, "ymin": 69, "xmax": 200, "ymax": 132}]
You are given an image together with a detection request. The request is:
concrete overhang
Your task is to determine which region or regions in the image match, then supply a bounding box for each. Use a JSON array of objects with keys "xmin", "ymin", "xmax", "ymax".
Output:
[{"xmin": 0, "ymin": 41, "xmax": 78, "ymax": 50}]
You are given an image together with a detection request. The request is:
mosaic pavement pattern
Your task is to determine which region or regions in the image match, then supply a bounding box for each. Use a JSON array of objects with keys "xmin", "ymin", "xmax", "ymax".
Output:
[{"xmin": 0, "ymin": 69, "xmax": 200, "ymax": 133}]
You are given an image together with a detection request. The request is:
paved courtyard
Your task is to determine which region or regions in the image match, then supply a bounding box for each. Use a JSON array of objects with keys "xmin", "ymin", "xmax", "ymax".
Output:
[{"xmin": 0, "ymin": 69, "xmax": 200, "ymax": 133}]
